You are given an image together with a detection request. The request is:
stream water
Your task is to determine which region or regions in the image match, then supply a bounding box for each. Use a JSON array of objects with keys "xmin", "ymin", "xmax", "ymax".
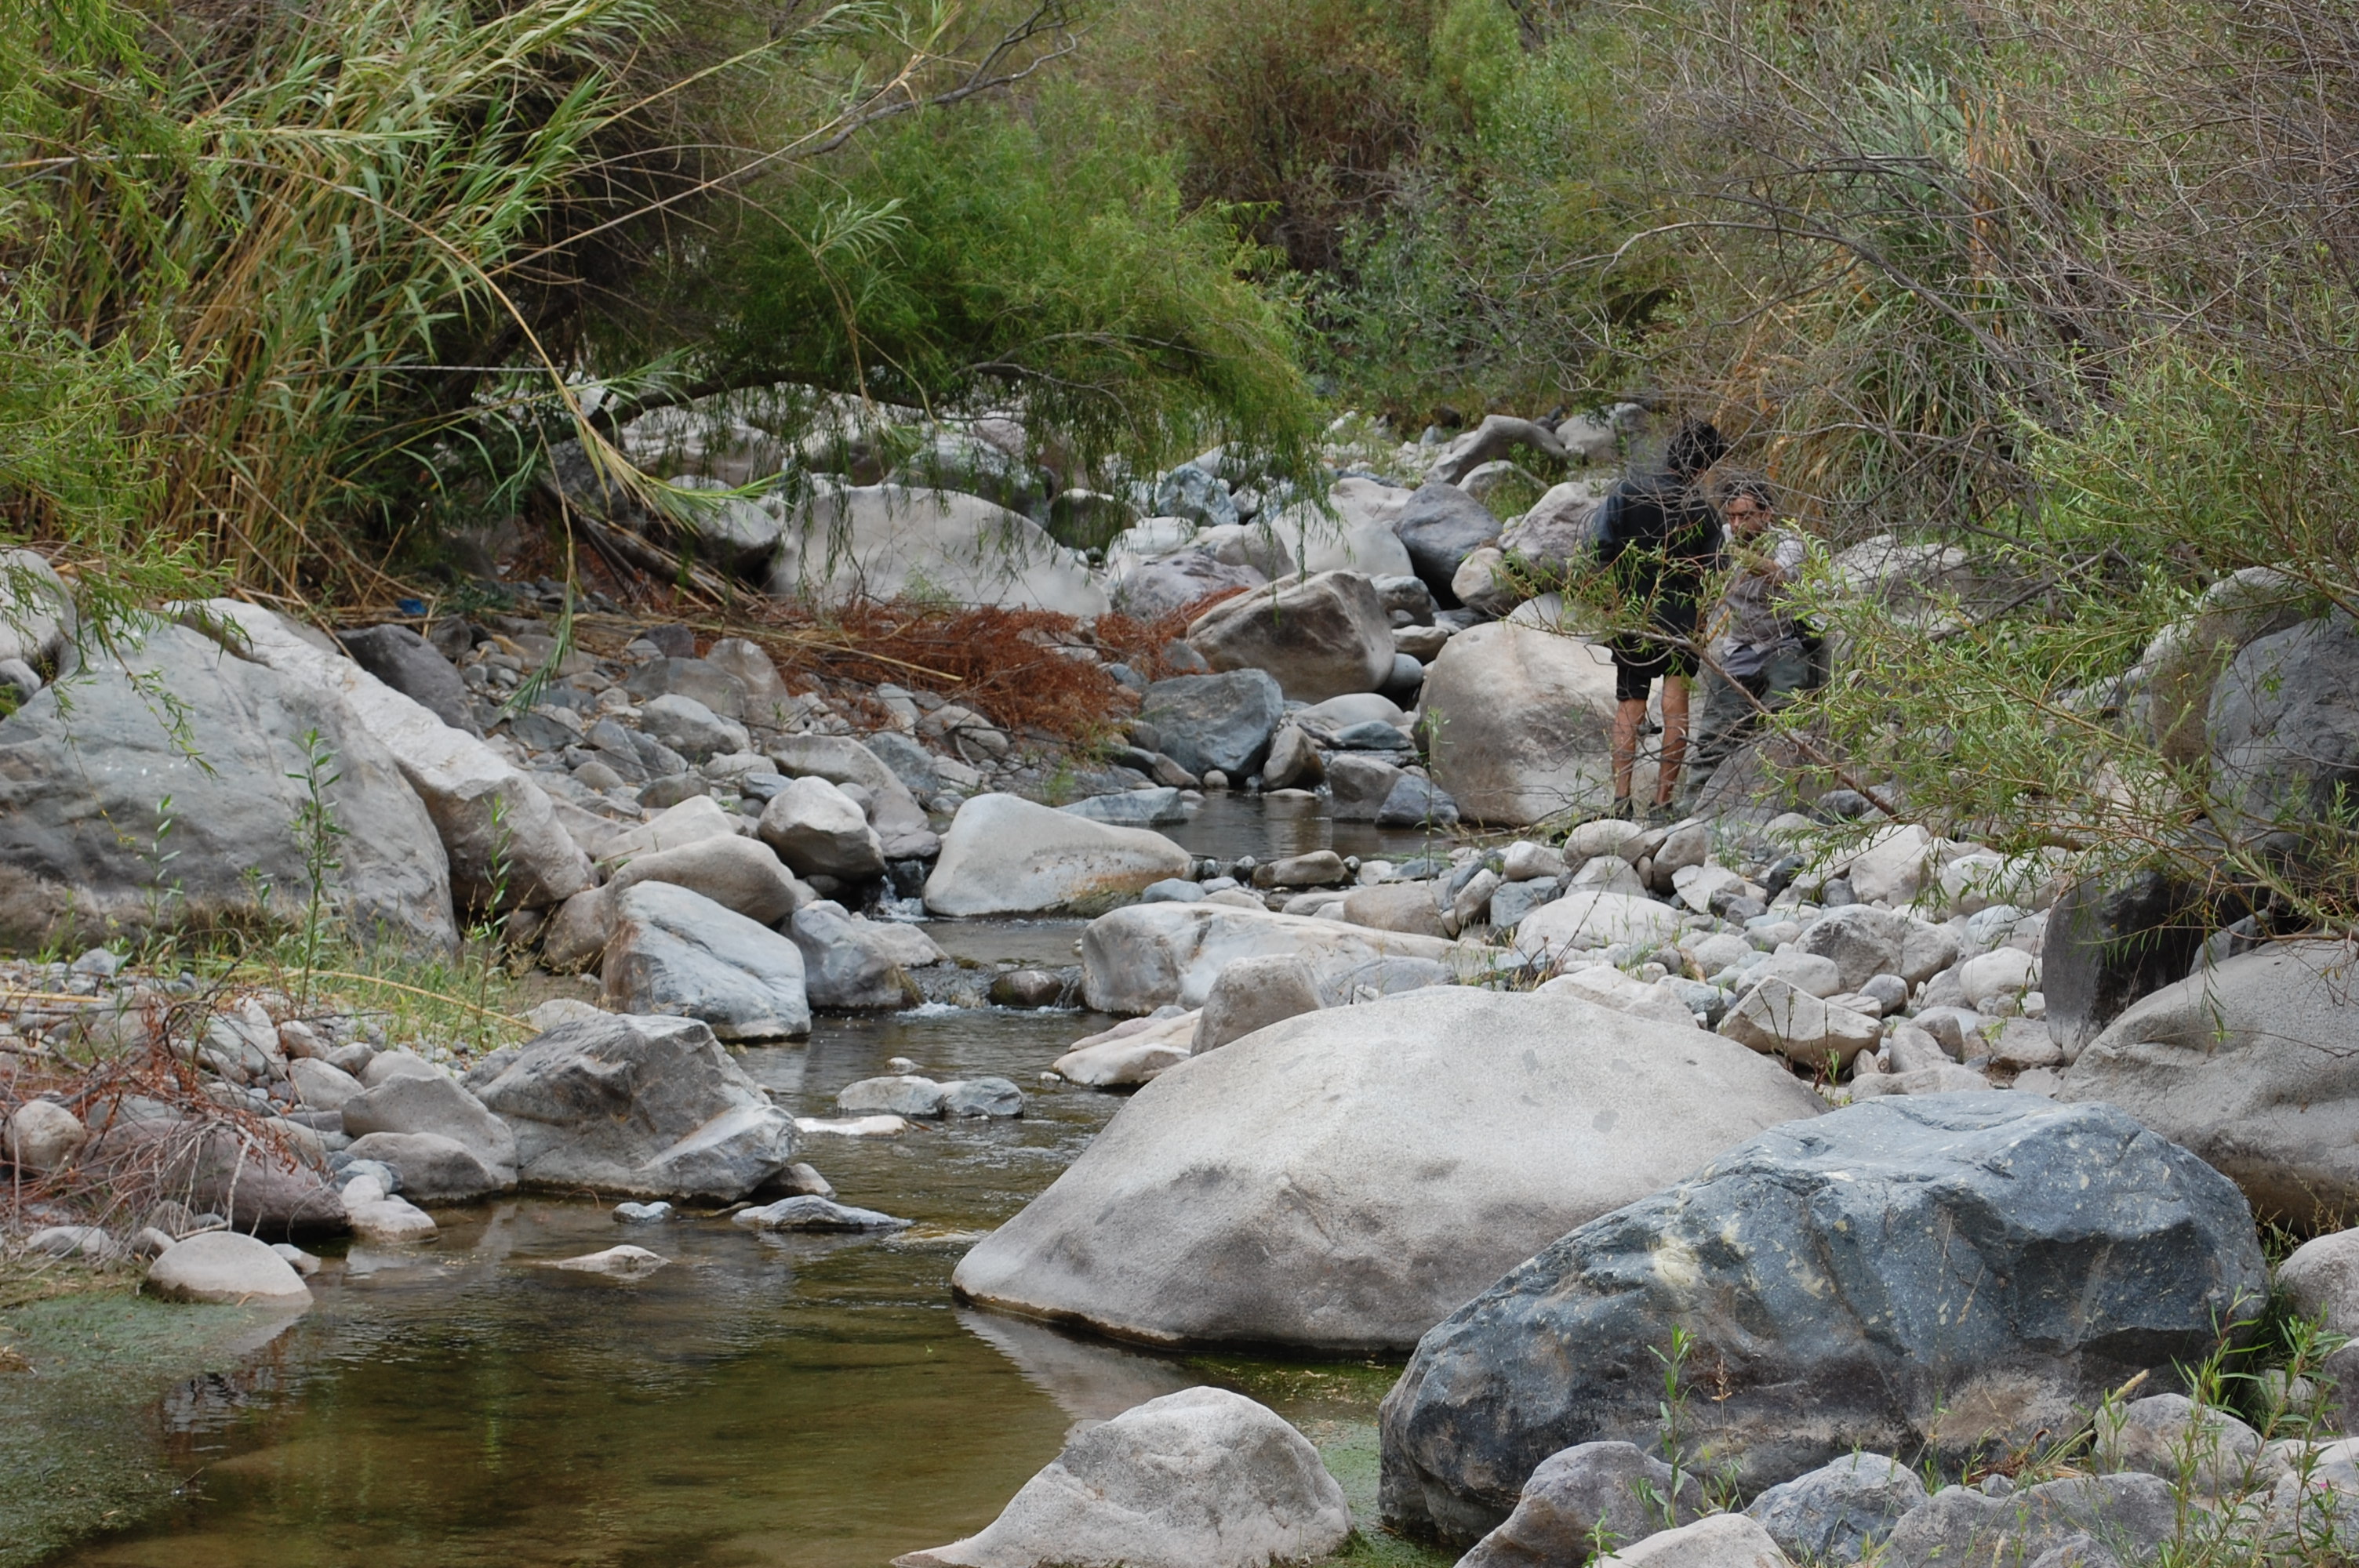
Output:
[{"xmin": 38, "ymin": 797, "xmax": 1451, "ymax": 1568}]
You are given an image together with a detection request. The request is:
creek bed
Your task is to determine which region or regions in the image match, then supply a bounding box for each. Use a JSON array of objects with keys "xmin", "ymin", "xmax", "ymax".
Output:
[{"xmin": 30, "ymin": 799, "xmax": 1454, "ymax": 1568}]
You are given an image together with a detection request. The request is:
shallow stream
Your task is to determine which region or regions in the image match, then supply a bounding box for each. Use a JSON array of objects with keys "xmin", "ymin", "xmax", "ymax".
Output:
[{"xmin": 33, "ymin": 798, "xmax": 1452, "ymax": 1568}]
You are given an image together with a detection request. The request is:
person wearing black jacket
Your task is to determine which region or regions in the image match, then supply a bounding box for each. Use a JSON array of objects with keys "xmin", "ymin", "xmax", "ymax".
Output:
[{"xmin": 1594, "ymin": 417, "xmax": 1727, "ymax": 820}]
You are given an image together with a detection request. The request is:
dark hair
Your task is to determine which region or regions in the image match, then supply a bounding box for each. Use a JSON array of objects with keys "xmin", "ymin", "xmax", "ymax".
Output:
[
  {"xmin": 1717, "ymin": 475, "xmax": 1776, "ymax": 511},
  {"xmin": 1665, "ymin": 416, "xmax": 1727, "ymax": 479}
]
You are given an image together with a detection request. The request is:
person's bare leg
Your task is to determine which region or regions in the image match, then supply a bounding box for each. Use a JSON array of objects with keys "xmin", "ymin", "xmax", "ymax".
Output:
[
  {"xmin": 1612, "ymin": 697, "xmax": 1646, "ymax": 804},
  {"xmin": 1654, "ymin": 677, "xmax": 1691, "ymax": 807}
]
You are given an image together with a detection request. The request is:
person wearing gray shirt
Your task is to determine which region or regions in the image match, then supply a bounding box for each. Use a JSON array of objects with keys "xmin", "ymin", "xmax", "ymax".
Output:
[{"xmin": 1685, "ymin": 478, "xmax": 1821, "ymax": 804}]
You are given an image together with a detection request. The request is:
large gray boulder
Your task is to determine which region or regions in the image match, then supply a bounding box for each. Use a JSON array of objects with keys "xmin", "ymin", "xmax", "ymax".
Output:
[
  {"xmin": 1272, "ymin": 478, "xmax": 1416, "ymax": 581},
  {"xmin": 768, "ymin": 482, "xmax": 1107, "ymax": 619},
  {"xmin": 1419, "ymin": 621, "xmax": 1624, "ymax": 825},
  {"xmin": 145, "ymin": 1231, "xmax": 312, "ymax": 1307},
  {"xmin": 336, "ymin": 623, "xmax": 475, "ymax": 733},
  {"xmin": 788, "ymin": 899, "xmax": 915, "ymax": 1010},
  {"xmin": 767, "ymin": 733, "xmax": 938, "ymax": 859},
  {"xmin": 1183, "ymin": 572, "xmax": 1394, "ymax": 702},
  {"xmin": 1080, "ymin": 901, "xmax": 1468, "ymax": 1013},
  {"xmin": 1379, "ymin": 1095, "xmax": 2265, "ymax": 1541},
  {"xmin": 343, "ymin": 1130, "xmax": 512, "ymax": 1203},
  {"xmin": 1427, "ymin": 416, "xmax": 1569, "ymax": 488},
  {"xmin": 2058, "ymin": 940, "xmax": 2359, "ymax": 1225},
  {"xmin": 1136, "ymin": 670, "xmax": 1286, "ymax": 781},
  {"xmin": 1456, "ymin": 1442, "xmax": 1703, "ymax": 1568},
  {"xmin": 194, "ymin": 601, "xmax": 591, "ymax": 913},
  {"xmin": 1112, "ymin": 549, "xmax": 1265, "ymax": 624},
  {"xmin": 599, "ymin": 881, "xmax": 812, "ymax": 1040},
  {"xmin": 924, "ymin": 793, "xmax": 1191, "ymax": 917},
  {"xmin": 2039, "ymin": 872, "xmax": 2220, "ymax": 1061},
  {"xmin": 757, "ymin": 775, "xmax": 886, "ymax": 880},
  {"xmin": 892, "ymin": 1387, "xmax": 1350, "ymax": 1568},
  {"xmin": 604, "ymin": 834, "xmax": 810, "ymax": 927},
  {"xmin": 2207, "ymin": 612, "xmax": 2359, "ymax": 848},
  {"xmin": 474, "ymin": 1012, "xmax": 798, "ymax": 1200},
  {"xmin": 1393, "ymin": 481, "xmax": 1503, "ymax": 605},
  {"xmin": 2135, "ymin": 565, "xmax": 2324, "ymax": 768},
  {"xmin": 339, "ymin": 1075, "xmax": 518, "ymax": 1192},
  {"xmin": 1194, "ymin": 954, "xmax": 1322, "ymax": 1051},
  {"xmin": 0, "ymin": 619, "xmax": 456, "ymax": 949},
  {"xmin": 953, "ymin": 987, "xmax": 1824, "ymax": 1352},
  {"xmin": 85, "ymin": 1120, "xmax": 346, "ymax": 1236},
  {"xmin": 1797, "ymin": 906, "xmax": 1959, "ymax": 990}
]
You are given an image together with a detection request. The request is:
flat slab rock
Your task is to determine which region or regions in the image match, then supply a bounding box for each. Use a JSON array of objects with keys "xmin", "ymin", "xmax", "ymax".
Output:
[
  {"xmin": 954, "ymin": 986, "xmax": 1824, "ymax": 1352},
  {"xmin": 1379, "ymin": 1094, "xmax": 2266, "ymax": 1543},
  {"xmin": 732, "ymin": 1196, "xmax": 909, "ymax": 1232},
  {"xmin": 892, "ymin": 1387, "xmax": 1350, "ymax": 1568}
]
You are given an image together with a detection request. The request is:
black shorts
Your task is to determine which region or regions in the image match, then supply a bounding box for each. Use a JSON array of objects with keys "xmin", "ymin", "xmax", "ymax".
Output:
[{"xmin": 1609, "ymin": 634, "xmax": 1698, "ymax": 703}]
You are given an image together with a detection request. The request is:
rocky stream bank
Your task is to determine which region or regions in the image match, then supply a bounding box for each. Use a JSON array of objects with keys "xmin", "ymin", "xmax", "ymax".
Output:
[{"xmin": 6, "ymin": 401, "xmax": 2359, "ymax": 1568}]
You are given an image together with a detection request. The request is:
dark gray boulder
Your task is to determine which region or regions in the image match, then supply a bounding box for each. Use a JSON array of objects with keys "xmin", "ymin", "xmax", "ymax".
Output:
[
  {"xmin": 1136, "ymin": 670, "xmax": 1285, "ymax": 779},
  {"xmin": 2208, "ymin": 612, "xmax": 2359, "ymax": 849},
  {"xmin": 0, "ymin": 621, "xmax": 455, "ymax": 951},
  {"xmin": 336, "ymin": 623, "xmax": 477, "ymax": 734},
  {"xmin": 1744, "ymin": 1453, "xmax": 1927, "ymax": 1565},
  {"xmin": 1456, "ymin": 1442, "xmax": 1703, "ymax": 1568},
  {"xmin": 1393, "ymin": 481, "xmax": 1502, "ymax": 605},
  {"xmin": 1379, "ymin": 1094, "xmax": 2265, "ymax": 1542},
  {"xmin": 474, "ymin": 1012, "xmax": 798, "ymax": 1200},
  {"xmin": 2041, "ymin": 872, "xmax": 2230, "ymax": 1060},
  {"xmin": 1880, "ymin": 1474, "xmax": 2175, "ymax": 1568},
  {"xmin": 2059, "ymin": 940, "xmax": 2359, "ymax": 1226}
]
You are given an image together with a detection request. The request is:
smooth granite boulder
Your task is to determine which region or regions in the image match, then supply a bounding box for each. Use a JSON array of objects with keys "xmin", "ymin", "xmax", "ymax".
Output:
[
  {"xmin": 1135, "ymin": 670, "xmax": 1286, "ymax": 781},
  {"xmin": 924, "ymin": 794, "xmax": 1191, "ymax": 917},
  {"xmin": 599, "ymin": 881, "xmax": 812, "ymax": 1040},
  {"xmin": 1080, "ymin": 901, "xmax": 1468, "ymax": 1014},
  {"xmin": 1379, "ymin": 1094, "xmax": 2266, "ymax": 1541},
  {"xmin": 954, "ymin": 987, "xmax": 1824, "ymax": 1352},
  {"xmin": 2059, "ymin": 940, "xmax": 2359, "ymax": 1225},
  {"xmin": 474, "ymin": 1013, "xmax": 797, "ymax": 1200}
]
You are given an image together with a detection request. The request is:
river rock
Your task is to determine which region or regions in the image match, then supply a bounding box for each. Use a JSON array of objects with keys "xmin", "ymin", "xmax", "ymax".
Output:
[
  {"xmin": 1513, "ymin": 891, "xmax": 1686, "ymax": 963},
  {"xmin": 600, "ymin": 881, "xmax": 812, "ymax": 1040},
  {"xmin": 146, "ymin": 1231, "xmax": 313, "ymax": 1306},
  {"xmin": 2277, "ymin": 1227, "xmax": 2359, "ymax": 1338},
  {"xmin": 2131, "ymin": 566, "xmax": 2324, "ymax": 766},
  {"xmin": 1825, "ymin": 824, "xmax": 1938, "ymax": 908},
  {"xmin": 838, "ymin": 1075, "xmax": 946, "ymax": 1116},
  {"xmin": 1061, "ymin": 787, "xmax": 1190, "ymax": 827},
  {"xmin": 766, "ymin": 734, "xmax": 939, "ymax": 859},
  {"xmin": 1113, "ymin": 549, "xmax": 1264, "ymax": 623},
  {"xmin": 341, "ymin": 1074, "xmax": 516, "ymax": 1175},
  {"xmin": 4, "ymin": 1099, "xmax": 86, "ymax": 1173},
  {"xmin": 1456, "ymin": 1441, "xmax": 1704, "ymax": 1568},
  {"xmin": 0, "ymin": 548, "xmax": 74, "ymax": 668},
  {"xmin": 551, "ymin": 1244, "xmax": 668, "ymax": 1278},
  {"xmin": 347, "ymin": 1193, "xmax": 438, "ymax": 1242},
  {"xmin": 924, "ymin": 793, "xmax": 1191, "ymax": 917},
  {"xmin": 85, "ymin": 1120, "xmax": 345, "ymax": 1235},
  {"xmin": 1054, "ymin": 1011, "xmax": 1200, "ymax": 1087},
  {"xmin": 474, "ymin": 1012, "xmax": 797, "ymax": 1200},
  {"xmin": 1392, "ymin": 481, "xmax": 1503, "ymax": 605},
  {"xmin": 789, "ymin": 900, "xmax": 917, "ymax": 1010},
  {"xmin": 1744, "ymin": 1454, "xmax": 1927, "ymax": 1565},
  {"xmin": 1080, "ymin": 901, "xmax": 1467, "ymax": 1014},
  {"xmin": 191, "ymin": 601, "xmax": 590, "ymax": 914},
  {"xmin": 1596, "ymin": 1514, "xmax": 1791, "ymax": 1568},
  {"xmin": 769, "ymin": 482, "xmax": 1107, "ymax": 618},
  {"xmin": 2039, "ymin": 873, "xmax": 2219, "ymax": 1061},
  {"xmin": 1379, "ymin": 1095, "xmax": 2265, "ymax": 1539},
  {"xmin": 342, "ymin": 1131, "xmax": 511, "ymax": 1203},
  {"xmin": 2058, "ymin": 940, "xmax": 2359, "ymax": 1224},
  {"xmin": 955, "ymin": 987, "xmax": 1823, "ymax": 1351},
  {"xmin": 943, "ymin": 1077, "xmax": 1024, "ymax": 1117},
  {"xmin": 891, "ymin": 1387, "xmax": 1350, "ymax": 1568},
  {"xmin": 1718, "ymin": 977, "xmax": 1882, "ymax": 1069},
  {"xmin": 1419, "ymin": 622, "xmax": 1623, "ymax": 825},
  {"xmin": 1183, "ymin": 572, "xmax": 1394, "ymax": 702},
  {"xmin": 288, "ymin": 1057, "xmax": 365, "ymax": 1111},
  {"xmin": 1136, "ymin": 670, "xmax": 1286, "ymax": 781},
  {"xmin": 735, "ymin": 1196, "xmax": 911, "ymax": 1231},
  {"xmin": 0, "ymin": 619, "xmax": 458, "ymax": 949},
  {"xmin": 337, "ymin": 624, "xmax": 475, "ymax": 733},
  {"xmin": 1274, "ymin": 478, "xmax": 1417, "ymax": 580},
  {"xmin": 595, "ymin": 795, "xmax": 736, "ymax": 866},
  {"xmin": 758, "ymin": 775, "xmax": 887, "ymax": 880},
  {"xmin": 605, "ymin": 835, "xmax": 810, "ymax": 926},
  {"xmin": 1195, "ymin": 954, "xmax": 1322, "ymax": 1051},
  {"xmin": 1798, "ymin": 906, "xmax": 1959, "ymax": 990},
  {"xmin": 1336, "ymin": 880, "xmax": 1446, "ymax": 938},
  {"xmin": 2208, "ymin": 612, "xmax": 2359, "ymax": 847},
  {"xmin": 1541, "ymin": 966, "xmax": 1700, "ymax": 1030},
  {"xmin": 1877, "ymin": 1474, "xmax": 2176, "ymax": 1568}
]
